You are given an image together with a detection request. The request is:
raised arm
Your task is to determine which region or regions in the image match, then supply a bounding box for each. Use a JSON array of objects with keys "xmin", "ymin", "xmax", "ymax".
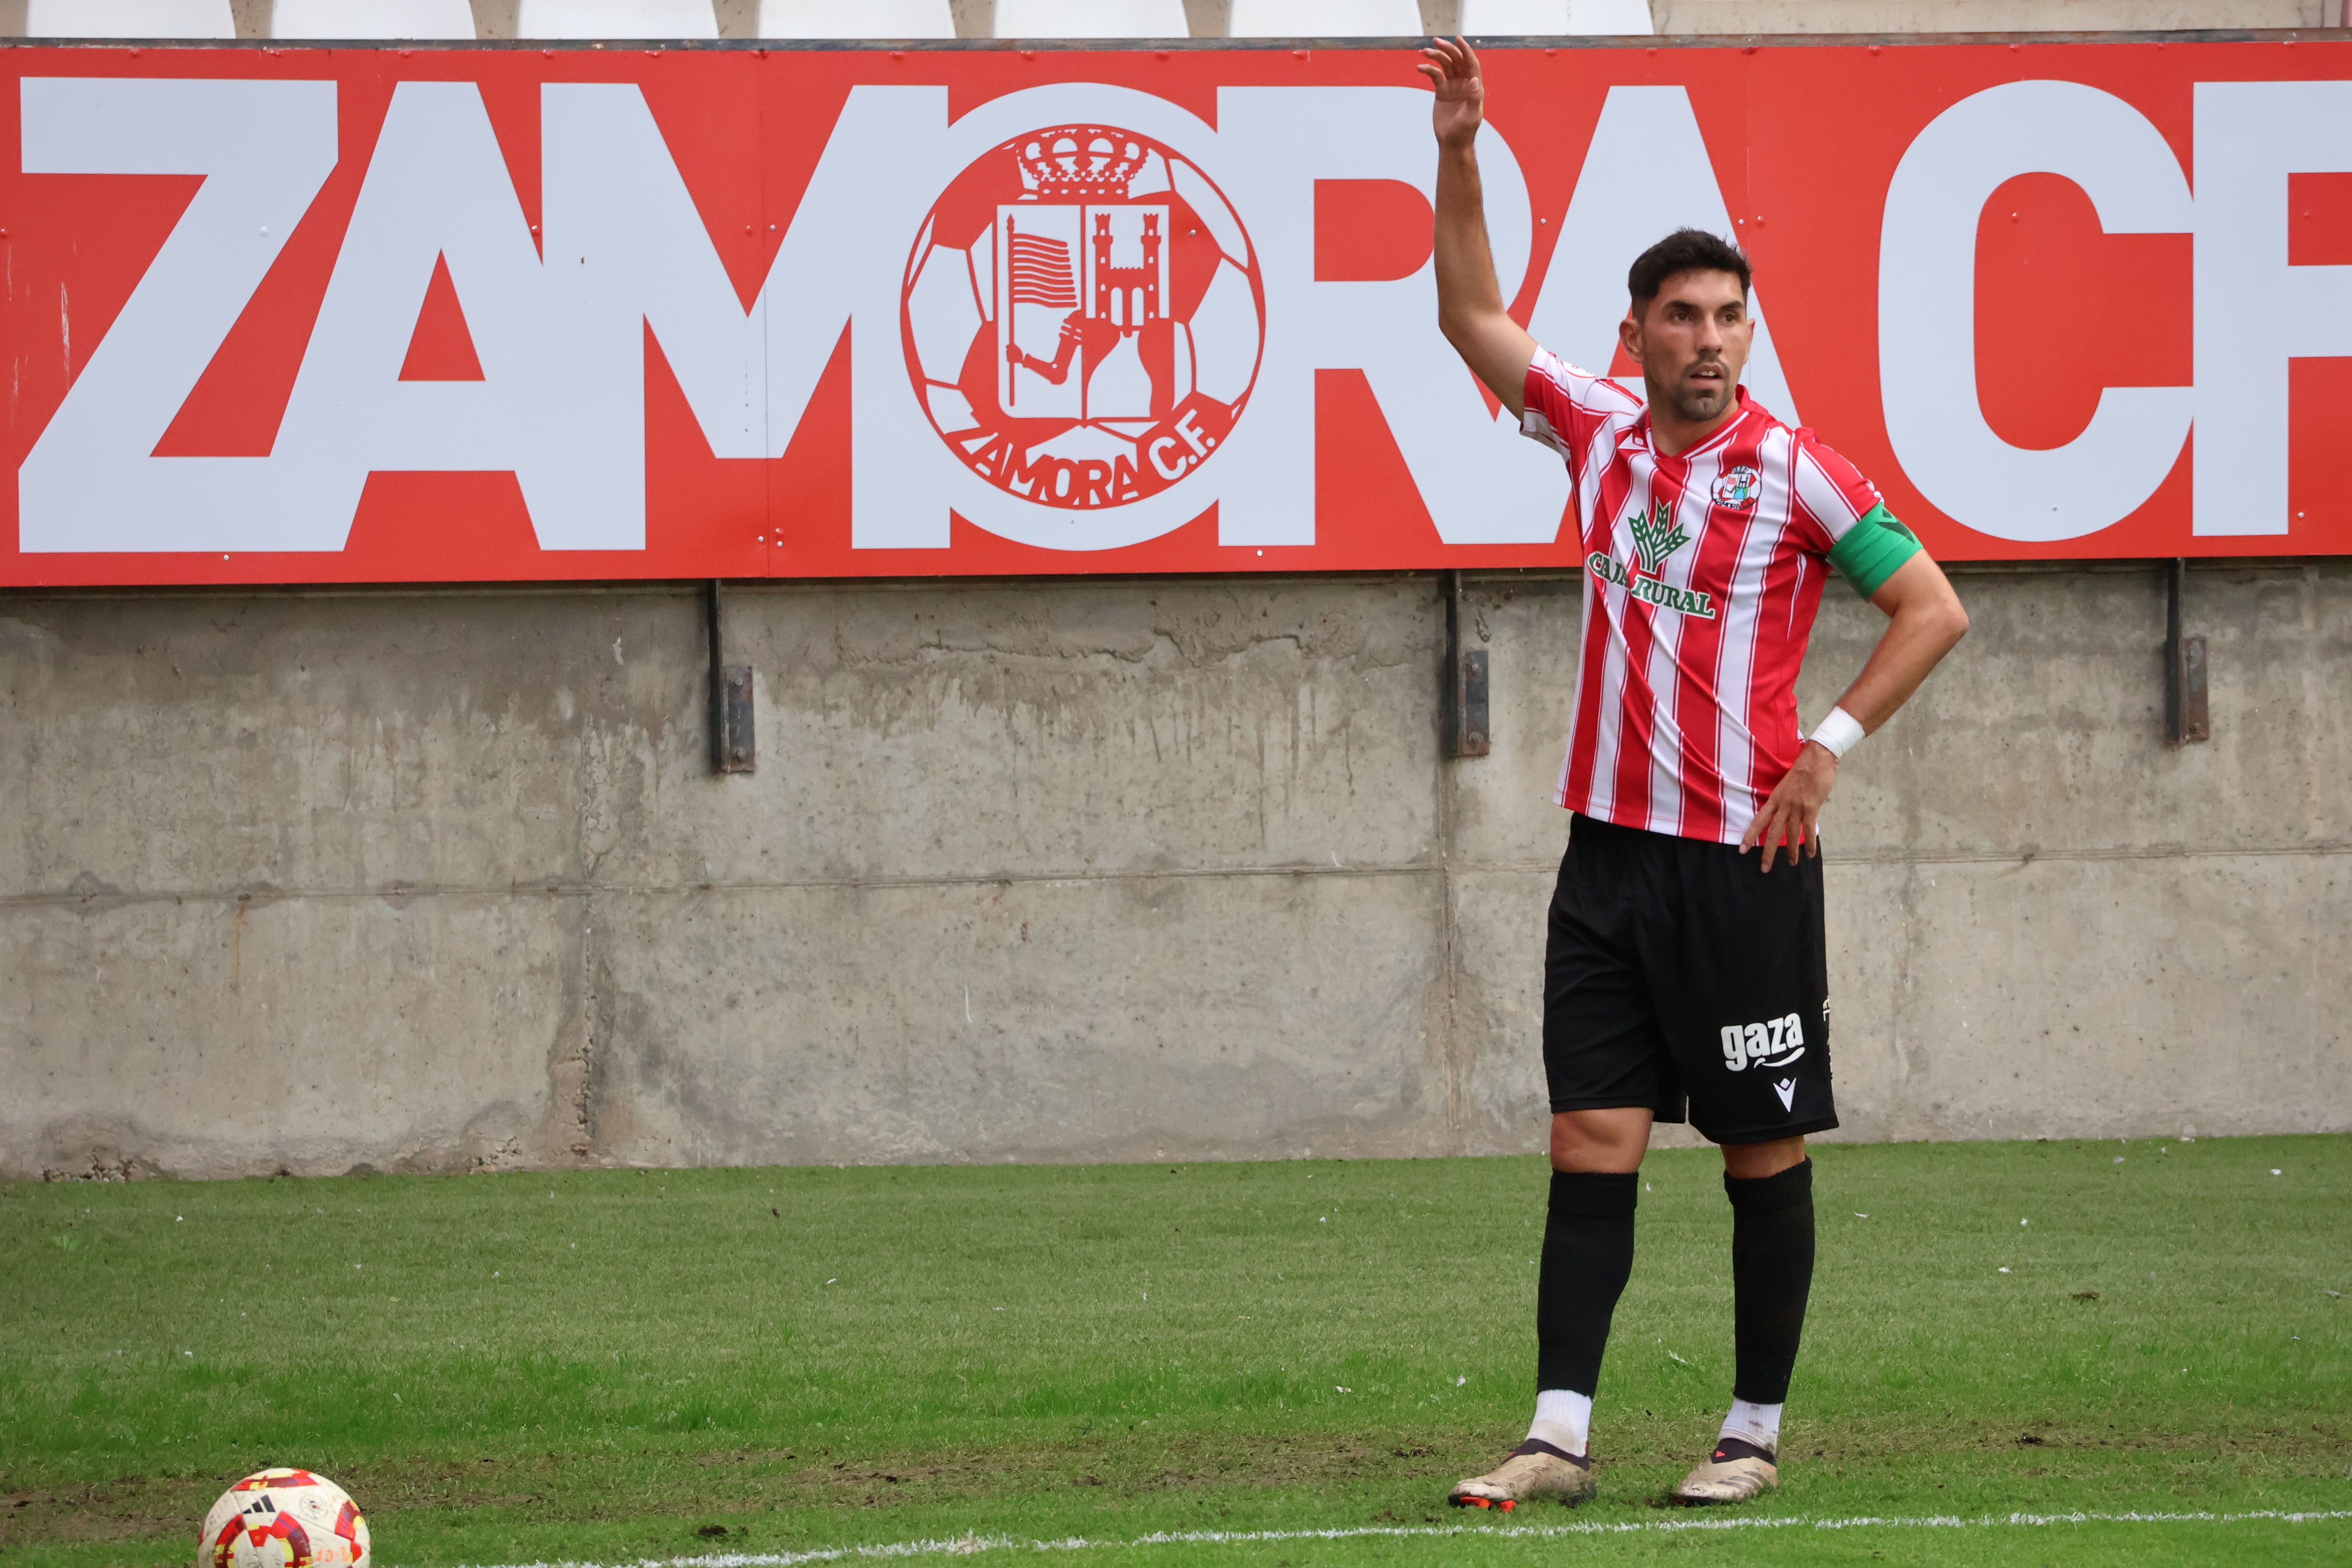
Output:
[{"xmin": 1419, "ymin": 37, "xmax": 1537, "ymax": 419}]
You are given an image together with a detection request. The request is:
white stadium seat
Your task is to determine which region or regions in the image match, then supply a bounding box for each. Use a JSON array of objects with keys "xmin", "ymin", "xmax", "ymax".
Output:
[
  {"xmin": 757, "ymin": 0, "xmax": 953, "ymax": 36},
  {"xmin": 1459, "ymin": 0, "xmax": 1655, "ymax": 31},
  {"xmin": 271, "ymin": 0, "xmax": 477, "ymax": 37},
  {"xmin": 1227, "ymin": 0, "xmax": 1423, "ymax": 36},
  {"xmin": 515, "ymin": 0, "xmax": 719, "ymax": 37},
  {"xmin": 26, "ymin": 0, "xmax": 234, "ymax": 36},
  {"xmin": 993, "ymin": 0, "xmax": 1188, "ymax": 38}
]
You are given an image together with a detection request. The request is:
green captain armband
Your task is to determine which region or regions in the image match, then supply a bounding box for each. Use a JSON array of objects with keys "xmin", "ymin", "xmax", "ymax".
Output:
[{"xmin": 1827, "ymin": 503, "xmax": 1923, "ymax": 599}]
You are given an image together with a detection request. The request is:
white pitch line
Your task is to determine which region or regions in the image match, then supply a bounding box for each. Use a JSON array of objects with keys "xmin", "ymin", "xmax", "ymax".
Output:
[{"xmin": 442, "ymin": 1508, "xmax": 2352, "ymax": 1568}]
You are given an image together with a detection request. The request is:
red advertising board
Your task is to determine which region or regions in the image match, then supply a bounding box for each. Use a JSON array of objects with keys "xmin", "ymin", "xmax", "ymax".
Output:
[{"xmin": 3, "ymin": 34, "xmax": 2348, "ymax": 587}]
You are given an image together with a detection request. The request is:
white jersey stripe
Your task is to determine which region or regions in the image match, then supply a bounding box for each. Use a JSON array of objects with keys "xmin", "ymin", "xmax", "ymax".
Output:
[
  {"xmin": 1645, "ymin": 442, "xmax": 1725, "ymax": 837},
  {"xmin": 1792, "ymin": 441, "xmax": 1870, "ymax": 540}
]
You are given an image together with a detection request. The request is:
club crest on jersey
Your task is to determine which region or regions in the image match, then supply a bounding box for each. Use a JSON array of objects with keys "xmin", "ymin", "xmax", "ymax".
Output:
[
  {"xmin": 1587, "ymin": 501, "xmax": 1717, "ymax": 619},
  {"xmin": 1711, "ymin": 465, "xmax": 1762, "ymax": 510}
]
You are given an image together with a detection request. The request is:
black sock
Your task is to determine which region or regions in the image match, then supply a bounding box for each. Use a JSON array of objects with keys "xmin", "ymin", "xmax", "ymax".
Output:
[
  {"xmin": 1534, "ymin": 1170, "xmax": 1639, "ymax": 1399},
  {"xmin": 1725, "ymin": 1158, "xmax": 1815, "ymax": 1405}
]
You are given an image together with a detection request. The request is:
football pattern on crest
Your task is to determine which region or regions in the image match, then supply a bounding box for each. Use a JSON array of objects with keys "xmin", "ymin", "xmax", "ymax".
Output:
[
  {"xmin": 199, "ymin": 1469, "xmax": 370, "ymax": 1568},
  {"xmin": 902, "ymin": 123, "xmax": 1265, "ymax": 514}
]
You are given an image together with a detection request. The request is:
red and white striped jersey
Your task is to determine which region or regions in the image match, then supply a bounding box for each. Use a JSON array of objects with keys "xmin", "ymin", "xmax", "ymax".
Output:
[{"xmin": 1521, "ymin": 347, "xmax": 1886, "ymax": 846}]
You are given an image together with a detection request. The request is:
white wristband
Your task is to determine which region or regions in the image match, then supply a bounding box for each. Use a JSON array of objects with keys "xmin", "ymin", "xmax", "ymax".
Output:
[{"xmin": 1808, "ymin": 705, "xmax": 1865, "ymax": 760}]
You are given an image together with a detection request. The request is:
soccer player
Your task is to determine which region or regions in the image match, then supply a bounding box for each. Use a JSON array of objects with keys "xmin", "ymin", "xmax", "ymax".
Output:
[{"xmin": 1416, "ymin": 38, "xmax": 1969, "ymax": 1508}]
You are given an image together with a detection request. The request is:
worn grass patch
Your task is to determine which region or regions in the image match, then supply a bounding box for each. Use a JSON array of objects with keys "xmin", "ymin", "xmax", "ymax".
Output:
[{"xmin": 2, "ymin": 1136, "xmax": 2347, "ymax": 1566}]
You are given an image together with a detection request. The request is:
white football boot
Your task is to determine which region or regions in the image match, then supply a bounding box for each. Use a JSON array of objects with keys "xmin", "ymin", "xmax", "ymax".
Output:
[
  {"xmin": 1673, "ymin": 1436, "xmax": 1778, "ymax": 1504},
  {"xmin": 1446, "ymin": 1440, "xmax": 1594, "ymax": 1512}
]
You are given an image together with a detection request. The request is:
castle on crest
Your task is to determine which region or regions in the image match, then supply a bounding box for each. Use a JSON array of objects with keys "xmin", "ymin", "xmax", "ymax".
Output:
[{"xmin": 1091, "ymin": 210, "xmax": 1161, "ymax": 332}]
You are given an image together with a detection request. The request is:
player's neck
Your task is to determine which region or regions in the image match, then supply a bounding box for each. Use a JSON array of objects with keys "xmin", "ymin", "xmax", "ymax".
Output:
[{"xmin": 1643, "ymin": 386, "xmax": 1743, "ymax": 458}]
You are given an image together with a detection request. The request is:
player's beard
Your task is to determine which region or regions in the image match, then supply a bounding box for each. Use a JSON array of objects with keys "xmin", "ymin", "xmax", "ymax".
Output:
[{"xmin": 1661, "ymin": 358, "xmax": 1736, "ymax": 425}]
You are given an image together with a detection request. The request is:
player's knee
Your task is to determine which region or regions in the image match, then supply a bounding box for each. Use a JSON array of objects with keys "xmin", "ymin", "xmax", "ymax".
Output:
[{"xmin": 1550, "ymin": 1109, "xmax": 1649, "ymax": 1174}]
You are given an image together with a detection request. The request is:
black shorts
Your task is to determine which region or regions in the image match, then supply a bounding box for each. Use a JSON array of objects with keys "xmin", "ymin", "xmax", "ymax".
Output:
[{"xmin": 1543, "ymin": 812, "xmax": 1838, "ymax": 1145}]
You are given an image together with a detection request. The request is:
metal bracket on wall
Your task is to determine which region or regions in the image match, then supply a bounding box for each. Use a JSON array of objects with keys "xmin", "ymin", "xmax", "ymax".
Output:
[
  {"xmin": 1439, "ymin": 570, "xmax": 1489, "ymax": 758},
  {"xmin": 2164, "ymin": 558, "xmax": 2208, "ymax": 746},
  {"xmin": 706, "ymin": 579, "xmax": 755, "ymax": 774}
]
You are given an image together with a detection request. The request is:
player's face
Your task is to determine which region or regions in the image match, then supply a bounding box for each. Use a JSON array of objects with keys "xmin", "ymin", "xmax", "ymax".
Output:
[{"xmin": 1622, "ymin": 270, "xmax": 1754, "ymax": 428}]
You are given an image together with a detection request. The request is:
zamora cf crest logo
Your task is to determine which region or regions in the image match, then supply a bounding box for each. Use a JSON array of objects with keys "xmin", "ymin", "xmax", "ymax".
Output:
[{"xmin": 902, "ymin": 125, "xmax": 1267, "ymax": 514}]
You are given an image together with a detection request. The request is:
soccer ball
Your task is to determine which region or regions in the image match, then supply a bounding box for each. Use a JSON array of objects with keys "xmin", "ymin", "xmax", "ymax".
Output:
[{"xmin": 199, "ymin": 1469, "xmax": 370, "ymax": 1568}]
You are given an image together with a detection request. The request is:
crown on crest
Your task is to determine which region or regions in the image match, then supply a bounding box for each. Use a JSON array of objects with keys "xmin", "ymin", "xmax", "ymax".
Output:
[{"xmin": 1012, "ymin": 127, "xmax": 1148, "ymax": 201}]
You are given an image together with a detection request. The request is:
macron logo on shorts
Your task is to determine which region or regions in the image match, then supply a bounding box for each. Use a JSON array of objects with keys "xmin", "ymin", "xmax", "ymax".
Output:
[{"xmin": 1720, "ymin": 1013, "xmax": 1807, "ymax": 1074}]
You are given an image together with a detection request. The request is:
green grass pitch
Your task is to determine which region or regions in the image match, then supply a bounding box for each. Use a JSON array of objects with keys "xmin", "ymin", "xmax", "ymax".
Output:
[{"xmin": 3, "ymin": 1135, "xmax": 2347, "ymax": 1567}]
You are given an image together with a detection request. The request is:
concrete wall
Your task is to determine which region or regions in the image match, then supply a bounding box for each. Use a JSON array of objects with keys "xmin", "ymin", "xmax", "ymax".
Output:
[
  {"xmin": 0, "ymin": 6, "xmax": 2339, "ymax": 1183},
  {"xmin": 4, "ymin": 561, "xmax": 2346, "ymax": 1179}
]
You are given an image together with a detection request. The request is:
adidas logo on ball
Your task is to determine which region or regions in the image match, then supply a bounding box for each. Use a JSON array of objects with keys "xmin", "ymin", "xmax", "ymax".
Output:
[{"xmin": 201, "ymin": 1468, "xmax": 368, "ymax": 1568}]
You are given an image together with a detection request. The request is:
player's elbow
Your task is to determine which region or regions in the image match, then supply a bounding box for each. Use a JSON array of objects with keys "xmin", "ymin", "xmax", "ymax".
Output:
[
  {"xmin": 1888, "ymin": 564, "xmax": 1969, "ymax": 654},
  {"xmin": 1437, "ymin": 303, "xmax": 1480, "ymax": 357},
  {"xmin": 1438, "ymin": 298, "xmax": 1502, "ymax": 352},
  {"xmin": 1937, "ymin": 582, "xmax": 1971, "ymax": 641},
  {"xmin": 1928, "ymin": 594, "xmax": 1969, "ymax": 653},
  {"xmin": 1437, "ymin": 309, "xmax": 1519, "ymax": 410}
]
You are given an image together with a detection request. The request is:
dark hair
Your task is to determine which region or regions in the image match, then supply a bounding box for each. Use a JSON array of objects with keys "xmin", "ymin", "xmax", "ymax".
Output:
[{"xmin": 1626, "ymin": 228, "xmax": 1751, "ymax": 312}]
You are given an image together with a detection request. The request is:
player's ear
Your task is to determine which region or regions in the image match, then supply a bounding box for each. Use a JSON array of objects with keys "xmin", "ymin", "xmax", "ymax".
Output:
[{"xmin": 1618, "ymin": 310, "xmax": 1642, "ymax": 365}]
